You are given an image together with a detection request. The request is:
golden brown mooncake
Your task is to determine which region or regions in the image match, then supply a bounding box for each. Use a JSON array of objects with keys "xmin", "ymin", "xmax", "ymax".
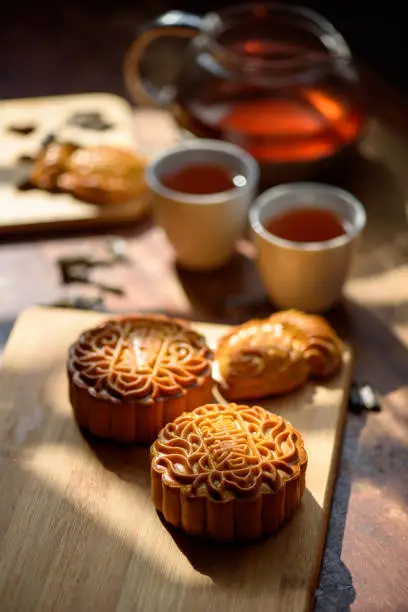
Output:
[
  {"xmin": 67, "ymin": 315, "xmax": 213, "ymax": 444},
  {"xmin": 151, "ymin": 403, "xmax": 307, "ymax": 542},
  {"xmin": 216, "ymin": 309, "xmax": 343, "ymax": 401},
  {"xmin": 58, "ymin": 145, "xmax": 147, "ymax": 205}
]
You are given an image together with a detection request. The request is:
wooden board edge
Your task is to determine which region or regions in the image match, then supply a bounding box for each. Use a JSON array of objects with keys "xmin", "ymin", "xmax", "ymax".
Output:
[
  {"xmin": 0, "ymin": 92, "xmax": 133, "ymax": 113},
  {"xmin": 0, "ymin": 208, "xmax": 151, "ymax": 236},
  {"xmin": 307, "ymin": 347, "xmax": 354, "ymax": 610}
]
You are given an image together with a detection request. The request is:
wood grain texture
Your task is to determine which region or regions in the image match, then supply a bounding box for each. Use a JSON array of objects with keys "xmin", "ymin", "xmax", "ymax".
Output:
[
  {"xmin": 0, "ymin": 94, "xmax": 150, "ymax": 235},
  {"xmin": 1, "ymin": 72, "xmax": 408, "ymax": 610},
  {"xmin": 0, "ymin": 306, "xmax": 353, "ymax": 612}
]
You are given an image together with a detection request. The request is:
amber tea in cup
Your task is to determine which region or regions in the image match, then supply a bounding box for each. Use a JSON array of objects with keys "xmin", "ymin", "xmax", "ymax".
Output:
[
  {"xmin": 249, "ymin": 183, "xmax": 366, "ymax": 312},
  {"xmin": 264, "ymin": 207, "xmax": 350, "ymax": 243},
  {"xmin": 147, "ymin": 139, "xmax": 259, "ymax": 271},
  {"xmin": 161, "ymin": 163, "xmax": 246, "ymax": 195}
]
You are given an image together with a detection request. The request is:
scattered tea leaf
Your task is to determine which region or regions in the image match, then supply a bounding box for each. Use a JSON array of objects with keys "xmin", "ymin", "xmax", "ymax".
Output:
[{"xmin": 8, "ymin": 124, "xmax": 37, "ymax": 136}]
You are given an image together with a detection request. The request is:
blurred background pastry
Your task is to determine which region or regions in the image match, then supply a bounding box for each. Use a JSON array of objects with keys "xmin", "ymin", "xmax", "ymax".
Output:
[
  {"xmin": 58, "ymin": 145, "xmax": 147, "ymax": 205},
  {"xmin": 27, "ymin": 140, "xmax": 147, "ymax": 205}
]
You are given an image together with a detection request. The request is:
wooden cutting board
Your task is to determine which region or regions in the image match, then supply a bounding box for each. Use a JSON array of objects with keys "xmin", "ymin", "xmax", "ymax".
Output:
[
  {"xmin": 0, "ymin": 94, "xmax": 150, "ymax": 235},
  {"xmin": 0, "ymin": 307, "xmax": 353, "ymax": 612}
]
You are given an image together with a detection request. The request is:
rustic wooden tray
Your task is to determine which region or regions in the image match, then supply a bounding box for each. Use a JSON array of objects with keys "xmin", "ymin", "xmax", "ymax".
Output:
[
  {"xmin": 0, "ymin": 307, "xmax": 353, "ymax": 612},
  {"xmin": 0, "ymin": 94, "xmax": 150, "ymax": 235}
]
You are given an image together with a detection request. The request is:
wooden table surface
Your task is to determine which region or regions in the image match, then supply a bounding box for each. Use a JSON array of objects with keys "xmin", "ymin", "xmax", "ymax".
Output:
[{"xmin": 1, "ymin": 77, "xmax": 408, "ymax": 611}]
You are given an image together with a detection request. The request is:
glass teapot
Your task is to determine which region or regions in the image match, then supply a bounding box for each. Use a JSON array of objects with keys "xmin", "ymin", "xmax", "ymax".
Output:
[{"xmin": 125, "ymin": 3, "xmax": 365, "ymax": 171}]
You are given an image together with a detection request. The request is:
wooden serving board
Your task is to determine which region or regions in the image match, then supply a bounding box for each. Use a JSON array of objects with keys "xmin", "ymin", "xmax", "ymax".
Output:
[
  {"xmin": 0, "ymin": 307, "xmax": 353, "ymax": 612},
  {"xmin": 0, "ymin": 94, "xmax": 150, "ymax": 235}
]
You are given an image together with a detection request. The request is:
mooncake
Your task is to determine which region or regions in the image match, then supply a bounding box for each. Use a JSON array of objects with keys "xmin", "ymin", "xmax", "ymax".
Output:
[
  {"xmin": 151, "ymin": 403, "xmax": 307, "ymax": 541},
  {"xmin": 67, "ymin": 315, "xmax": 213, "ymax": 444},
  {"xmin": 216, "ymin": 309, "xmax": 343, "ymax": 400}
]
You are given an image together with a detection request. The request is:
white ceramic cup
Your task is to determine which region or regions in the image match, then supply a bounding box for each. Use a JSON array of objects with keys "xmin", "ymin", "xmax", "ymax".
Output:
[
  {"xmin": 249, "ymin": 183, "xmax": 367, "ymax": 312},
  {"xmin": 146, "ymin": 139, "xmax": 259, "ymax": 271}
]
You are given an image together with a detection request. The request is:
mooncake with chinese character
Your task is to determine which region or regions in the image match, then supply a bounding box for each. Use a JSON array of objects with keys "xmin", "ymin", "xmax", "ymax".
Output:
[{"xmin": 151, "ymin": 403, "xmax": 307, "ymax": 541}]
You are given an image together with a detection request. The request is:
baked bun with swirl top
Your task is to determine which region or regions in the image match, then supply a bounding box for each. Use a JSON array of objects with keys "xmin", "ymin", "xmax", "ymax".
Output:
[
  {"xmin": 67, "ymin": 315, "xmax": 213, "ymax": 444},
  {"xmin": 151, "ymin": 403, "xmax": 307, "ymax": 541},
  {"xmin": 268, "ymin": 310, "xmax": 343, "ymax": 378},
  {"xmin": 215, "ymin": 310, "xmax": 343, "ymax": 400}
]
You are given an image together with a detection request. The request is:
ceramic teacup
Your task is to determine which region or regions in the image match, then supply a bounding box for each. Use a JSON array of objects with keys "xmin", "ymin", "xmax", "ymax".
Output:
[
  {"xmin": 146, "ymin": 139, "xmax": 259, "ymax": 271},
  {"xmin": 249, "ymin": 183, "xmax": 367, "ymax": 312}
]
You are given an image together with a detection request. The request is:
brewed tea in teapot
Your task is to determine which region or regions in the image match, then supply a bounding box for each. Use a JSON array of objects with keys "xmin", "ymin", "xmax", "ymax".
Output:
[{"xmin": 125, "ymin": 4, "xmax": 364, "ymax": 170}]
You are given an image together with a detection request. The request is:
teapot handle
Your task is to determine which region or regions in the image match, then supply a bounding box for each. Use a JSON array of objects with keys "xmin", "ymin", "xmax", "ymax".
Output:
[{"xmin": 124, "ymin": 11, "xmax": 204, "ymax": 107}]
